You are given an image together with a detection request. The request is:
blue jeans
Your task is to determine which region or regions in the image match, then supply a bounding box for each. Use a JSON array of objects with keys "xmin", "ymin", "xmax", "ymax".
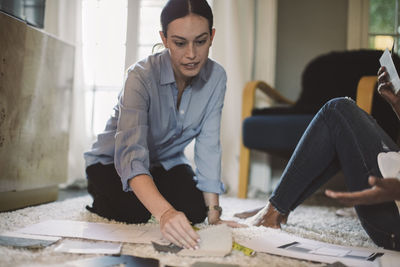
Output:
[{"xmin": 269, "ymin": 97, "xmax": 400, "ymax": 250}]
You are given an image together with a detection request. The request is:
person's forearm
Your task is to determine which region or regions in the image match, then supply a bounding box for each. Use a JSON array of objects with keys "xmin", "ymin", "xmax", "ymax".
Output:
[
  {"xmin": 129, "ymin": 174, "xmax": 173, "ymax": 220},
  {"xmin": 203, "ymin": 192, "xmax": 220, "ymax": 224}
]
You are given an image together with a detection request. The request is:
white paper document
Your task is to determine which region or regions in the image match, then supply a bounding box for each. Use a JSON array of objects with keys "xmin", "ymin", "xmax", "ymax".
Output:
[
  {"xmin": 238, "ymin": 229, "xmax": 397, "ymax": 267},
  {"xmin": 16, "ymin": 220, "xmax": 233, "ymax": 257},
  {"xmin": 54, "ymin": 239, "xmax": 122, "ymax": 254},
  {"xmin": 16, "ymin": 220, "xmax": 163, "ymax": 244},
  {"xmin": 379, "ymin": 48, "xmax": 400, "ymax": 94}
]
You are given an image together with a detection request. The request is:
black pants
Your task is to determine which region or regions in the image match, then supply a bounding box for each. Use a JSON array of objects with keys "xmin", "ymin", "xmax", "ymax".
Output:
[{"xmin": 86, "ymin": 163, "xmax": 207, "ymax": 224}]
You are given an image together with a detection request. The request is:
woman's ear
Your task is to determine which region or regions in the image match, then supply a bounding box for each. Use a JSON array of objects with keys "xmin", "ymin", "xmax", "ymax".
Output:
[
  {"xmin": 210, "ymin": 28, "xmax": 216, "ymax": 46},
  {"xmin": 159, "ymin": 31, "xmax": 168, "ymax": 48}
]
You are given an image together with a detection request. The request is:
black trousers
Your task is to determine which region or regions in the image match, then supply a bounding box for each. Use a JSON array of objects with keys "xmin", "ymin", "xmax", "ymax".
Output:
[{"xmin": 86, "ymin": 163, "xmax": 207, "ymax": 224}]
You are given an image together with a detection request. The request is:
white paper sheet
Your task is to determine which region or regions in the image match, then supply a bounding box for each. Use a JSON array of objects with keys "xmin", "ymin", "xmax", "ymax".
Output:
[
  {"xmin": 378, "ymin": 251, "xmax": 400, "ymax": 267},
  {"xmin": 16, "ymin": 220, "xmax": 163, "ymax": 244},
  {"xmin": 54, "ymin": 239, "xmax": 122, "ymax": 254},
  {"xmin": 238, "ymin": 229, "xmax": 396, "ymax": 267},
  {"xmin": 16, "ymin": 220, "xmax": 235, "ymax": 257},
  {"xmin": 379, "ymin": 48, "xmax": 400, "ymax": 94}
]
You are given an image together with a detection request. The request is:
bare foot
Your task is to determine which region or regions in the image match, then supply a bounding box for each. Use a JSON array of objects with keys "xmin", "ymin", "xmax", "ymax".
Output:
[
  {"xmin": 234, "ymin": 207, "xmax": 263, "ymax": 219},
  {"xmin": 245, "ymin": 203, "xmax": 288, "ymax": 229}
]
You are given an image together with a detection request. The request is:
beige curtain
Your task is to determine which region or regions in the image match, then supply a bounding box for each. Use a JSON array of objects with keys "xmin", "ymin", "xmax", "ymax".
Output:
[
  {"xmin": 44, "ymin": 0, "xmax": 141, "ymax": 186},
  {"xmin": 347, "ymin": 0, "xmax": 369, "ymax": 49},
  {"xmin": 44, "ymin": 0, "xmax": 89, "ymax": 186},
  {"xmin": 212, "ymin": 0, "xmax": 278, "ymax": 196}
]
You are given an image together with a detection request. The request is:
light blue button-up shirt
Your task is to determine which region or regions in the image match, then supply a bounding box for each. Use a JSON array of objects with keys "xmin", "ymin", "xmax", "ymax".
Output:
[{"xmin": 84, "ymin": 50, "xmax": 227, "ymax": 194}]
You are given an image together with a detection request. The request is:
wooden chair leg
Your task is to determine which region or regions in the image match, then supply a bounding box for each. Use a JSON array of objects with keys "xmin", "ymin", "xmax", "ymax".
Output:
[{"xmin": 238, "ymin": 144, "xmax": 250, "ymax": 198}]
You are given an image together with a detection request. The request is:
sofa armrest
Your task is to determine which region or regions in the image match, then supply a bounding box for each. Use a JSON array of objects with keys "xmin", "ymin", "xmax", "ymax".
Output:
[
  {"xmin": 356, "ymin": 76, "xmax": 377, "ymax": 115},
  {"xmin": 242, "ymin": 80, "xmax": 294, "ymax": 120}
]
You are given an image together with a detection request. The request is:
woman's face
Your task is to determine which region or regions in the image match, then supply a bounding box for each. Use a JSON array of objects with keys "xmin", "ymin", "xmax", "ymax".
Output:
[{"xmin": 160, "ymin": 14, "xmax": 215, "ymax": 83}]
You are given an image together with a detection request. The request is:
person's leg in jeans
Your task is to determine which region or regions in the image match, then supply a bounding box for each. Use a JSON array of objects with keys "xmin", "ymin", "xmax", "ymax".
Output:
[
  {"xmin": 267, "ymin": 97, "xmax": 400, "ymax": 250},
  {"xmin": 86, "ymin": 163, "xmax": 206, "ymax": 224}
]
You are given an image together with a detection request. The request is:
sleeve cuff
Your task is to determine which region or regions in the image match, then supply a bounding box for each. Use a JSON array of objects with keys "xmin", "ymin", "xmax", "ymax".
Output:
[
  {"xmin": 120, "ymin": 161, "xmax": 151, "ymax": 192},
  {"xmin": 195, "ymin": 176, "xmax": 225, "ymax": 194}
]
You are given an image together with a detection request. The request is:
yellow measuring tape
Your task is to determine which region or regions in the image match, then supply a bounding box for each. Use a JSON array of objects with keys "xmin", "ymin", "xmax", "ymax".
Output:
[
  {"xmin": 232, "ymin": 241, "xmax": 256, "ymax": 256},
  {"xmin": 192, "ymin": 226, "xmax": 255, "ymax": 256}
]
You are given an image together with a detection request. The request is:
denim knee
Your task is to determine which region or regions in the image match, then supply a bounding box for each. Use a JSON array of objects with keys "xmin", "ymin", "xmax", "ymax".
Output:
[
  {"xmin": 320, "ymin": 97, "xmax": 366, "ymax": 123},
  {"xmin": 322, "ymin": 97, "xmax": 355, "ymax": 113}
]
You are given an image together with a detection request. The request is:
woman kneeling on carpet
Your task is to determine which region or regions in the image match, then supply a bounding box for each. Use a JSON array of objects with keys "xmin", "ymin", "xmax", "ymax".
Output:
[
  {"xmin": 84, "ymin": 0, "xmax": 241, "ymax": 250},
  {"xmin": 235, "ymin": 66, "xmax": 400, "ymax": 251}
]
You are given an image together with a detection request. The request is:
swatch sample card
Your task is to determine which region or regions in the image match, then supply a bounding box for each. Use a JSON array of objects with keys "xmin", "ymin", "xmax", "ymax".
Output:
[
  {"xmin": 0, "ymin": 231, "xmax": 60, "ymax": 248},
  {"xmin": 65, "ymin": 255, "xmax": 159, "ymax": 267},
  {"xmin": 379, "ymin": 48, "xmax": 400, "ymax": 94}
]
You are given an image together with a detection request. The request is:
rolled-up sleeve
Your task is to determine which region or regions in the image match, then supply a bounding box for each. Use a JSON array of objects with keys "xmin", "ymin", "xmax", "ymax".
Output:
[
  {"xmin": 194, "ymin": 73, "xmax": 227, "ymax": 194},
  {"xmin": 115, "ymin": 69, "xmax": 151, "ymax": 192}
]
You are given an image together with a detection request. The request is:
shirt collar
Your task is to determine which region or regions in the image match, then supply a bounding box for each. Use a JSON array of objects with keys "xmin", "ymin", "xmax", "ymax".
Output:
[
  {"xmin": 159, "ymin": 49, "xmax": 212, "ymax": 86},
  {"xmin": 197, "ymin": 58, "xmax": 212, "ymax": 83},
  {"xmin": 160, "ymin": 50, "xmax": 175, "ymax": 85}
]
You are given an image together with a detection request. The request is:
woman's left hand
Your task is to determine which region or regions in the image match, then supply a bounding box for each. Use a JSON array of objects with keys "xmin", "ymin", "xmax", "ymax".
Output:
[
  {"xmin": 202, "ymin": 192, "xmax": 247, "ymax": 227},
  {"xmin": 325, "ymin": 176, "xmax": 400, "ymax": 206}
]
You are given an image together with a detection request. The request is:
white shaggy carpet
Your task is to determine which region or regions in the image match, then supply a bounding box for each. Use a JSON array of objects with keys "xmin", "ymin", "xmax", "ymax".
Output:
[{"xmin": 0, "ymin": 194, "xmax": 378, "ymax": 267}]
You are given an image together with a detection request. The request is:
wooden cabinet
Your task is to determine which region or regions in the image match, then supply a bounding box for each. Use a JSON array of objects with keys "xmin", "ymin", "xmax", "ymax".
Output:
[{"xmin": 0, "ymin": 12, "xmax": 74, "ymax": 211}]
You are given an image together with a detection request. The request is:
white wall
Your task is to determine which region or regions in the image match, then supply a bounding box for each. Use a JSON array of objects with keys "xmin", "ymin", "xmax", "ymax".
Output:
[
  {"xmin": 213, "ymin": 0, "xmax": 279, "ymax": 196},
  {"xmin": 275, "ymin": 0, "xmax": 349, "ymax": 101}
]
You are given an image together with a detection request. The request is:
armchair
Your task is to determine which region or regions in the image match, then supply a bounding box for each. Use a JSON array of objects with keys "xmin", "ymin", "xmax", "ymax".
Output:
[{"xmin": 238, "ymin": 50, "xmax": 400, "ymax": 198}]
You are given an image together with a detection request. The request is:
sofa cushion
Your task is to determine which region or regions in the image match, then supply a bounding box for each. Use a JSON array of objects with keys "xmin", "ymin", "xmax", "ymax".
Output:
[{"xmin": 243, "ymin": 114, "xmax": 314, "ymax": 157}]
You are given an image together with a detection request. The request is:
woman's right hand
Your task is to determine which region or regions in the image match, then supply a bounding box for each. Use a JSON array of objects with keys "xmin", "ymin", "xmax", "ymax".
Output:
[
  {"xmin": 159, "ymin": 208, "xmax": 200, "ymax": 250},
  {"xmin": 377, "ymin": 66, "xmax": 400, "ymax": 107}
]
